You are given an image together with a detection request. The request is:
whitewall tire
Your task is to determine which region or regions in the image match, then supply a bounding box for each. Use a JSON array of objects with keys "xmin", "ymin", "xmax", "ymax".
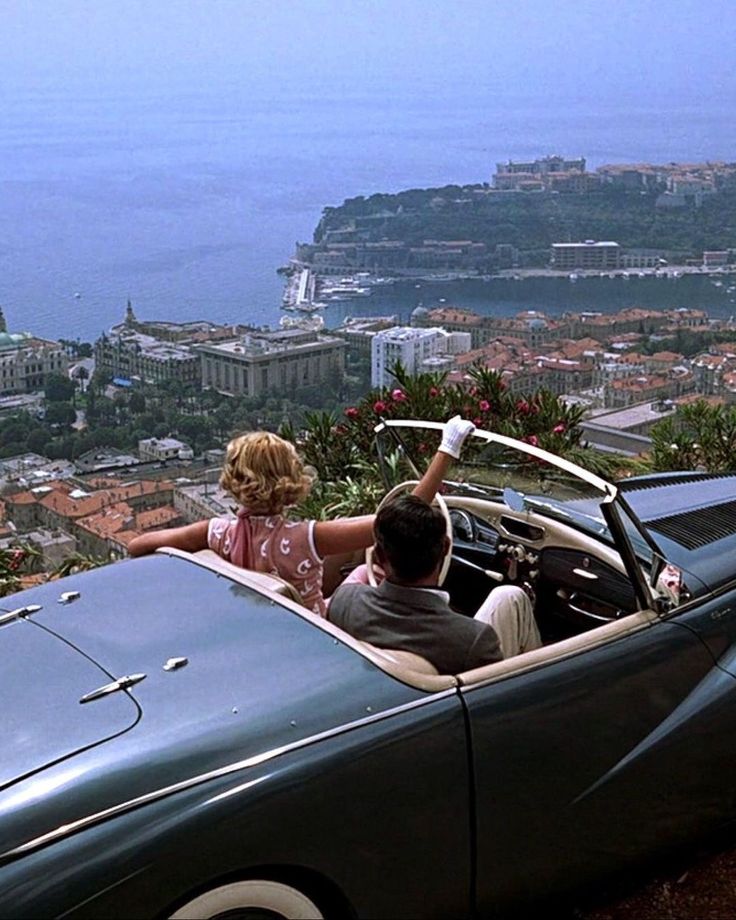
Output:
[{"xmin": 170, "ymin": 879, "xmax": 324, "ymax": 919}]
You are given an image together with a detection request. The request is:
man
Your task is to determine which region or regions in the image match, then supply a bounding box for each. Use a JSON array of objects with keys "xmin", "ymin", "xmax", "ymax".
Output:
[{"xmin": 328, "ymin": 494, "xmax": 542, "ymax": 674}]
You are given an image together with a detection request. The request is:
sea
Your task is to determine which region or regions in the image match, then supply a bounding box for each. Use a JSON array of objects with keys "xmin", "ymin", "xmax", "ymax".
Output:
[{"xmin": 2, "ymin": 85, "xmax": 736, "ymax": 343}]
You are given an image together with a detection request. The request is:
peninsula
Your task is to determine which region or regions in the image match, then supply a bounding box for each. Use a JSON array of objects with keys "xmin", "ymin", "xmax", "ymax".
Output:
[{"xmin": 291, "ymin": 156, "xmax": 736, "ymax": 280}]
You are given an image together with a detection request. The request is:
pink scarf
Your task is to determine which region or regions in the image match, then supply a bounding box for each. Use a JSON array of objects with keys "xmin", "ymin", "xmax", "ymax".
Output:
[{"xmin": 228, "ymin": 508, "xmax": 254, "ymax": 569}]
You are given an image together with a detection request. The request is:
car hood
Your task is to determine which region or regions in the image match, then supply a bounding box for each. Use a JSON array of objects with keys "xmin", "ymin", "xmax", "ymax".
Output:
[
  {"xmin": 0, "ymin": 553, "xmax": 423, "ymax": 861},
  {"xmin": 1, "ymin": 614, "xmax": 139, "ymax": 793}
]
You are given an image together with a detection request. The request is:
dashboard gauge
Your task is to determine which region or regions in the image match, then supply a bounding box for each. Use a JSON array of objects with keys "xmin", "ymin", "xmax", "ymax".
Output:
[{"xmin": 450, "ymin": 508, "xmax": 475, "ymax": 542}]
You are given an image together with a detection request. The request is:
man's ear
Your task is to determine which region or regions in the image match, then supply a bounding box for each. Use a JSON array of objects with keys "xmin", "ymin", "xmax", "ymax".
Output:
[{"xmin": 441, "ymin": 535, "xmax": 451, "ymax": 557}]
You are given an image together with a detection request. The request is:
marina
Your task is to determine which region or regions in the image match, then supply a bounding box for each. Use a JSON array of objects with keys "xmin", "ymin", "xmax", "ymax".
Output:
[
  {"xmin": 281, "ymin": 266, "xmax": 373, "ymax": 313},
  {"xmin": 310, "ymin": 267, "xmax": 736, "ymax": 331}
]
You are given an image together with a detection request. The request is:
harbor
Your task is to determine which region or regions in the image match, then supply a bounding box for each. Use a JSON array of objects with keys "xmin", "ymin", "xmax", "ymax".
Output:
[
  {"xmin": 281, "ymin": 265, "xmax": 373, "ymax": 313},
  {"xmin": 281, "ymin": 262, "xmax": 736, "ymax": 330}
]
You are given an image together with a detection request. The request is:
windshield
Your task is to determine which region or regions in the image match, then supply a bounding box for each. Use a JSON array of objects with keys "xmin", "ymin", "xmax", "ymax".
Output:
[{"xmin": 375, "ymin": 420, "xmax": 662, "ymax": 577}]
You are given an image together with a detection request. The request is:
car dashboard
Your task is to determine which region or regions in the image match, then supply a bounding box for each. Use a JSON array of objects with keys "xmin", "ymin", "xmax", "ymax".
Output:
[{"xmin": 444, "ymin": 496, "xmax": 639, "ymax": 642}]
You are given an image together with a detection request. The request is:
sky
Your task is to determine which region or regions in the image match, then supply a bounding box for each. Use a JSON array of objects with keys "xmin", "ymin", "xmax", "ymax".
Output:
[{"xmin": 3, "ymin": 0, "xmax": 736, "ymax": 103}]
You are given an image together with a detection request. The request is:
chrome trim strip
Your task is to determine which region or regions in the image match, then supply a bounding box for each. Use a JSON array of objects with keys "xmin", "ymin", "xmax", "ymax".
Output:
[
  {"xmin": 0, "ymin": 604, "xmax": 42, "ymax": 627},
  {"xmin": 0, "ymin": 688, "xmax": 458, "ymax": 863}
]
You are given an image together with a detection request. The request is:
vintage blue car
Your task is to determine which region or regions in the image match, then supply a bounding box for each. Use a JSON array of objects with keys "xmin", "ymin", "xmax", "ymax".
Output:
[{"xmin": 3, "ymin": 421, "xmax": 736, "ymax": 919}]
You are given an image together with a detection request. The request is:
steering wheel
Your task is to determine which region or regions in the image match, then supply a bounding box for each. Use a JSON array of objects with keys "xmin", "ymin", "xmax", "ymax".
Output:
[{"xmin": 366, "ymin": 480, "xmax": 453, "ymax": 587}]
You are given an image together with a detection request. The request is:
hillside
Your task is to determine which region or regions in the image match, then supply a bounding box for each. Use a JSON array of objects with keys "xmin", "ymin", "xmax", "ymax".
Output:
[{"xmin": 315, "ymin": 185, "xmax": 736, "ymax": 266}]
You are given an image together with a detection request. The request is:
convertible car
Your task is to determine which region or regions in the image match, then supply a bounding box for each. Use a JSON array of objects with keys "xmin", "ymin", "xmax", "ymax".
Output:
[{"xmin": 4, "ymin": 421, "xmax": 736, "ymax": 919}]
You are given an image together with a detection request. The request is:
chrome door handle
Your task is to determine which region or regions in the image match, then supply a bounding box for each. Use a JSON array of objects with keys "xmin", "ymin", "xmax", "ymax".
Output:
[{"xmin": 573, "ymin": 568, "xmax": 598, "ymax": 580}]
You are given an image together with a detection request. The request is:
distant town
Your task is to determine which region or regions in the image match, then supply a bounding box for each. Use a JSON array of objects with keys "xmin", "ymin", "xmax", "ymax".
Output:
[{"xmin": 2, "ymin": 154, "xmax": 736, "ymax": 583}]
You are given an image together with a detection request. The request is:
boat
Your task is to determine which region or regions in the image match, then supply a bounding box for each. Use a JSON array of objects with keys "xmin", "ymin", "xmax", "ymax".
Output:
[{"xmin": 318, "ymin": 276, "xmax": 372, "ymax": 299}]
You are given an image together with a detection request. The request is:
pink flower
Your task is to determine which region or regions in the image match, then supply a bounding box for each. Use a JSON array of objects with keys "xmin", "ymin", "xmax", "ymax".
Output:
[
  {"xmin": 373, "ymin": 400, "xmax": 387, "ymax": 414},
  {"xmin": 429, "ymin": 387, "xmax": 439, "ymax": 398},
  {"xmin": 524, "ymin": 435, "xmax": 539, "ymax": 447},
  {"xmin": 553, "ymin": 423, "xmax": 566, "ymax": 434},
  {"xmin": 516, "ymin": 400, "xmax": 529, "ymax": 415},
  {"xmin": 344, "ymin": 407, "xmax": 359, "ymax": 419},
  {"xmin": 468, "ymin": 386, "xmax": 478, "ymax": 397},
  {"xmin": 391, "ymin": 388, "xmax": 407, "ymax": 402},
  {"xmin": 473, "ymin": 417, "xmax": 483, "ymax": 427},
  {"xmin": 479, "ymin": 399, "xmax": 490, "ymax": 412}
]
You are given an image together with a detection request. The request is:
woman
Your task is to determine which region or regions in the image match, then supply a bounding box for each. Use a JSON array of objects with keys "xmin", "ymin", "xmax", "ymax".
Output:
[{"xmin": 128, "ymin": 416, "xmax": 475, "ymax": 615}]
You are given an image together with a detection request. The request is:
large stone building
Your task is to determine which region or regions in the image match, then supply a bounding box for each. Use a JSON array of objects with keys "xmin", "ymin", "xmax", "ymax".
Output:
[
  {"xmin": 196, "ymin": 328, "xmax": 346, "ymax": 397},
  {"xmin": 551, "ymin": 241, "xmax": 621, "ymax": 271},
  {"xmin": 94, "ymin": 302, "xmax": 251, "ymax": 387},
  {"xmin": 95, "ymin": 334, "xmax": 200, "ymax": 387},
  {"xmin": 0, "ymin": 309, "xmax": 68, "ymax": 395}
]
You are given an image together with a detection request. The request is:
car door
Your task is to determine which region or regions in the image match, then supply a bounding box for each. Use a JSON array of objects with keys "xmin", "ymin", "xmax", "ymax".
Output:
[
  {"xmin": 375, "ymin": 422, "xmax": 736, "ymax": 912},
  {"xmin": 462, "ymin": 612, "xmax": 735, "ymax": 914},
  {"xmin": 442, "ymin": 435, "xmax": 736, "ymax": 913}
]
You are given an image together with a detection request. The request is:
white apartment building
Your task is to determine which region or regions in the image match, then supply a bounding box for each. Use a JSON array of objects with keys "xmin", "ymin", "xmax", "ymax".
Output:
[
  {"xmin": 371, "ymin": 327, "xmax": 471, "ymax": 387},
  {"xmin": 139, "ymin": 437, "xmax": 193, "ymax": 462}
]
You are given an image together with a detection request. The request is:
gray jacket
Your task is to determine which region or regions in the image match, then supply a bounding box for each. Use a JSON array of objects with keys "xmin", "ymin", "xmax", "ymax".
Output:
[{"xmin": 328, "ymin": 579, "xmax": 502, "ymax": 674}]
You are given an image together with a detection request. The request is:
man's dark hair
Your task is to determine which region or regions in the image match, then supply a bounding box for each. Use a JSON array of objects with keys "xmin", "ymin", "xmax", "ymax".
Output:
[{"xmin": 374, "ymin": 494, "xmax": 447, "ymax": 582}]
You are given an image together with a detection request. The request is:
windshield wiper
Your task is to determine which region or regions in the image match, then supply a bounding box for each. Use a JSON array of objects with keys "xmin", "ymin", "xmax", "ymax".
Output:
[{"xmin": 444, "ymin": 480, "xmax": 506, "ymax": 500}]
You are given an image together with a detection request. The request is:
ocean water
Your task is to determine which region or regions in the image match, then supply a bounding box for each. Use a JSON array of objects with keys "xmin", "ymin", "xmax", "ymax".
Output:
[{"xmin": 2, "ymin": 86, "xmax": 736, "ymax": 342}]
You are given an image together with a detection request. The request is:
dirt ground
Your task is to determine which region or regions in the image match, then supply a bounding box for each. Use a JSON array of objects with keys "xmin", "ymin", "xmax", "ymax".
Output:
[{"xmin": 572, "ymin": 834, "xmax": 736, "ymax": 920}]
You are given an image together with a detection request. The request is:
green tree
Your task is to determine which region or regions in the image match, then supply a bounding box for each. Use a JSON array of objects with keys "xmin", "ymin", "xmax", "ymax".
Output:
[
  {"xmin": 650, "ymin": 400, "xmax": 736, "ymax": 472},
  {"xmin": 44, "ymin": 373, "xmax": 76, "ymax": 403},
  {"xmin": 45, "ymin": 403, "xmax": 76, "ymax": 428}
]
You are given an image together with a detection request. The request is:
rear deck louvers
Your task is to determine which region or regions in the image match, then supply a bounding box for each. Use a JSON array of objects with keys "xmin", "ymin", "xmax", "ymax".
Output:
[
  {"xmin": 646, "ymin": 499, "xmax": 736, "ymax": 550},
  {"xmin": 619, "ymin": 472, "xmax": 730, "ymax": 494}
]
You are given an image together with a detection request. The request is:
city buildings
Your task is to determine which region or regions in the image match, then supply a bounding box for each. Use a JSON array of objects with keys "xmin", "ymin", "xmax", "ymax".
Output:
[
  {"xmin": 95, "ymin": 330, "xmax": 201, "ymax": 387},
  {"xmin": 551, "ymin": 241, "xmax": 621, "ymax": 271},
  {"xmin": 1, "ymin": 476, "xmax": 178, "ymax": 559},
  {"xmin": 0, "ymin": 309, "xmax": 68, "ymax": 396},
  {"xmin": 371, "ymin": 326, "xmax": 471, "ymax": 387},
  {"xmin": 94, "ymin": 302, "xmax": 250, "ymax": 388},
  {"xmin": 331, "ymin": 316, "xmax": 400, "ymax": 359},
  {"xmin": 138, "ymin": 437, "xmax": 194, "ymax": 462},
  {"xmin": 493, "ymin": 156, "xmax": 593, "ymax": 192},
  {"xmin": 196, "ymin": 328, "xmax": 346, "ymax": 397}
]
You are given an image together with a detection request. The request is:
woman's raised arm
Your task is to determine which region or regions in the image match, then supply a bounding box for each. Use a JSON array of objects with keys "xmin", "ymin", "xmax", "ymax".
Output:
[{"xmin": 313, "ymin": 416, "xmax": 475, "ymax": 558}]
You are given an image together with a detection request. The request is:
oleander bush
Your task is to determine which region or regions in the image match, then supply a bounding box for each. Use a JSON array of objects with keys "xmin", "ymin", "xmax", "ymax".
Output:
[{"xmin": 287, "ymin": 363, "xmax": 627, "ymax": 518}]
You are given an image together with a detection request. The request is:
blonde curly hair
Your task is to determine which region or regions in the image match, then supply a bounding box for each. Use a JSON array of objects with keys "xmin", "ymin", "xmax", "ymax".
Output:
[{"xmin": 219, "ymin": 432, "xmax": 314, "ymax": 514}]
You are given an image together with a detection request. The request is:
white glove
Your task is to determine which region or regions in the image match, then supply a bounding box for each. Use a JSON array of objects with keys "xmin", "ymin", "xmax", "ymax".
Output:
[{"xmin": 439, "ymin": 415, "xmax": 475, "ymax": 459}]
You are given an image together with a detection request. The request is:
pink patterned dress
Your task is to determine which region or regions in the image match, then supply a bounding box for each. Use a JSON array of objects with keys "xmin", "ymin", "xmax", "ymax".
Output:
[{"xmin": 207, "ymin": 511, "xmax": 326, "ymax": 616}]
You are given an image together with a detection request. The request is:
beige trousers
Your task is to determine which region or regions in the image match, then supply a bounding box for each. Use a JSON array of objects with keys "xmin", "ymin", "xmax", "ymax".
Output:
[{"xmin": 474, "ymin": 584, "xmax": 542, "ymax": 658}]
